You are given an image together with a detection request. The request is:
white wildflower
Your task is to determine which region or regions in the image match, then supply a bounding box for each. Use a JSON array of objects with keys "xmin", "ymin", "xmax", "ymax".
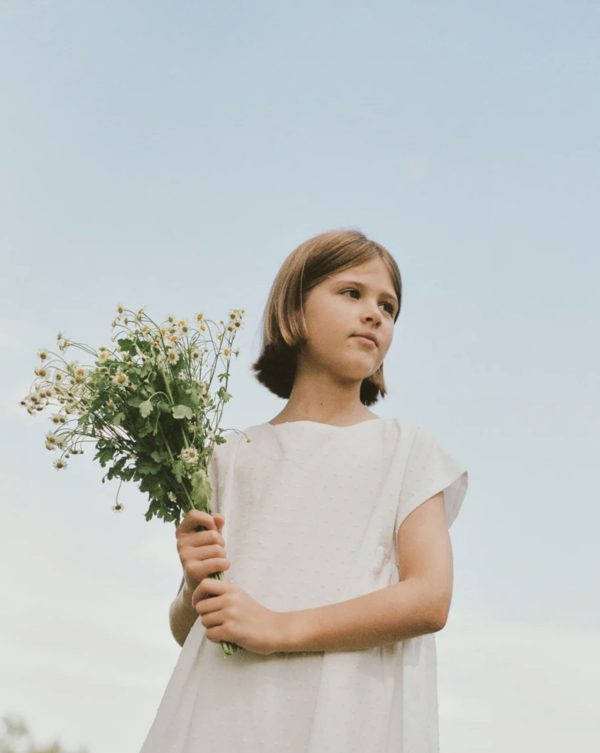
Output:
[
  {"xmin": 180, "ymin": 447, "xmax": 199, "ymax": 465},
  {"xmin": 112, "ymin": 372, "xmax": 129, "ymax": 387}
]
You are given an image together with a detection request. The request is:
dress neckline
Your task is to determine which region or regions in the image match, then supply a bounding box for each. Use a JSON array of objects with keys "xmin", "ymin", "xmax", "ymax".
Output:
[{"xmin": 265, "ymin": 417, "xmax": 386, "ymax": 429}]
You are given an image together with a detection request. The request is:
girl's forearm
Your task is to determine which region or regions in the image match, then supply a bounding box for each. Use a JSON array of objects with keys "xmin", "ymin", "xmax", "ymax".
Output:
[
  {"xmin": 169, "ymin": 578, "xmax": 198, "ymax": 647},
  {"xmin": 277, "ymin": 579, "xmax": 446, "ymax": 653}
]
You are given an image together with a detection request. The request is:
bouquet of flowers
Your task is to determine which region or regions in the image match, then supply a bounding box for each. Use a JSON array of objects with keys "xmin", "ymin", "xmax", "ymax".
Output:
[{"xmin": 19, "ymin": 304, "xmax": 250, "ymax": 656}]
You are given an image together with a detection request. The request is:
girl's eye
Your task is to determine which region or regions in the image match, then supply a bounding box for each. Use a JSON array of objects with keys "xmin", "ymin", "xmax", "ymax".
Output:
[{"xmin": 341, "ymin": 289, "xmax": 395, "ymax": 316}]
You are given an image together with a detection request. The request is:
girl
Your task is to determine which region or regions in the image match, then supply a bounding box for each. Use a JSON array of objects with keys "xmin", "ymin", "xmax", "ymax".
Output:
[{"xmin": 139, "ymin": 228, "xmax": 469, "ymax": 753}]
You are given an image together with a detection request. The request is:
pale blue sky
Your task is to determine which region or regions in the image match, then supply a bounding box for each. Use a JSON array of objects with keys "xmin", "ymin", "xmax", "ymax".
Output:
[{"xmin": 1, "ymin": 2, "xmax": 599, "ymax": 751}]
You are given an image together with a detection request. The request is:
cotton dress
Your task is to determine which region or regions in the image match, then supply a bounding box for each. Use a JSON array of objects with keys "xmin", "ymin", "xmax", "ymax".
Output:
[{"xmin": 139, "ymin": 417, "xmax": 469, "ymax": 753}]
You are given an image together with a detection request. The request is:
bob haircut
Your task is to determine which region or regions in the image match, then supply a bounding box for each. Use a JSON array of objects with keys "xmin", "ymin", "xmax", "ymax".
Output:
[{"xmin": 251, "ymin": 228, "xmax": 402, "ymax": 407}]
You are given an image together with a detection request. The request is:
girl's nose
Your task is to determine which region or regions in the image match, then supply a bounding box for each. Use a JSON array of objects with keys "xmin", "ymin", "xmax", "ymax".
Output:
[{"xmin": 363, "ymin": 301, "xmax": 383, "ymax": 321}]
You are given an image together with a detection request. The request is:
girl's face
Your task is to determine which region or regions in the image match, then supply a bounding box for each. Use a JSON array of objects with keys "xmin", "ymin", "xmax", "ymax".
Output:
[{"xmin": 299, "ymin": 257, "xmax": 398, "ymax": 381}]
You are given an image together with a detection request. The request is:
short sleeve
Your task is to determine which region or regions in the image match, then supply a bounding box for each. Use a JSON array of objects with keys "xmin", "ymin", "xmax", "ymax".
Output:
[{"xmin": 394, "ymin": 425, "xmax": 469, "ymax": 535}]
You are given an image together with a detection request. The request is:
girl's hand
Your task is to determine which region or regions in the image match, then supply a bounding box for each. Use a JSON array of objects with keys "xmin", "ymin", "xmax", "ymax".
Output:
[
  {"xmin": 192, "ymin": 577, "xmax": 286, "ymax": 656},
  {"xmin": 175, "ymin": 510, "xmax": 230, "ymax": 596}
]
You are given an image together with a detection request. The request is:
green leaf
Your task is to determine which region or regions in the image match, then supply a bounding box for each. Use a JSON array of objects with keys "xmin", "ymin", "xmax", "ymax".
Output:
[
  {"xmin": 138, "ymin": 422, "xmax": 154, "ymax": 438},
  {"xmin": 172, "ymin": 404, "xmax": 193, "ymax": 420},
  {"xmin": 139, "ymin": 399, "xmax": 154, "ymax": 418},
  {"xmin": 117, "ymin": 338, "xmax": 135, "ymax": 353},
  {"xmin": 94, "ymin": 446, "xmax": 116, "ymax": 466},
  {"xmin": 136, "ymin": 462, "xmax": 161, "ymax": 476},
  {"xmin": 190, "ymin": 468, "xmax": 212, "ymax": 511},
  {"xmin": 171, "ymin": 459, "xmax": 185, "ymax": 483},
  {"xmin": 112, "ymin": 412, "xmax": 126, "ymax": 426},
  {"xmin": 217, "ymin": 386, "xmax": 232, "ymax": 403}
]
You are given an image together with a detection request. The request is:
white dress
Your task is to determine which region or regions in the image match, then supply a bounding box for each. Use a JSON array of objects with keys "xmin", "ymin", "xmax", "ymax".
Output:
[{"xmin": 139, "ymin": 417, "xmax": 469, "ymax": 753}]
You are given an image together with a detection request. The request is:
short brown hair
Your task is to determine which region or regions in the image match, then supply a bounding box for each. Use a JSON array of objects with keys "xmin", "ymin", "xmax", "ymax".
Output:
[{"xmin": 251, "ymin": 228, "xmax": 402, "ymax": 406}]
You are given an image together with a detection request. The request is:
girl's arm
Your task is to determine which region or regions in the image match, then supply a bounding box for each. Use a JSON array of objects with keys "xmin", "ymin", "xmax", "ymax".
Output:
[
  {"xmin": 169, "ymin": 577, "xmax": 198, "ymax": 647},
  {"xmin": 279, "ymin": 491, "xmax": 452, "ymax": 652}
]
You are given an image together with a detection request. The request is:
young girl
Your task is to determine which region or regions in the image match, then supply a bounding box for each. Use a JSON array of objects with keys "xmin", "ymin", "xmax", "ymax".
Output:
[{"xmin": 139, "ymin": 228, "xmax": 469, "ymax": 753}]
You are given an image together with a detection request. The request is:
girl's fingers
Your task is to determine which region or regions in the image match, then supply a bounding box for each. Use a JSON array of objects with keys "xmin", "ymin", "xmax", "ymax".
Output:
[
  {"xmin": 187, "ymin": 557, "xmax": 230, "ymax": 586},
  {"xmin": 187, "ymin": 530, "xmax": 226, "ymax": 549},
  {"xmin": 192, "ymin": 576, "xmax": 229, "ymax": 607},
  {"xmin": 177, "ymin": 509, "xmax": 224, "ymax": 534}
]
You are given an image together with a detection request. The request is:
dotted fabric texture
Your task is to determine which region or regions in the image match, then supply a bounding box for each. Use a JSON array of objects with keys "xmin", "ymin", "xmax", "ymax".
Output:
[{"xmin": 140, "ymin": 418, "xmax": 469, "ymax": 753}]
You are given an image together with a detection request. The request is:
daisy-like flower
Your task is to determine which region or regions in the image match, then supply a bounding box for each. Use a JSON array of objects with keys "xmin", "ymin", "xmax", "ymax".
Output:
[
  {"xmin": 195, "ymin": 312, "xmax": 205, "ymax": 323},
  {"xmin": 74, "ymin": 367, "xmax": 87, "ymax": 382},
  {"xmin": 167, "ymin": 348, "xmax": 179, "ymax": 365},
  {"xmin": 112, "ymin": 372, "xmax": 129, "ymax": 387},
  {"xmin": 180, "ymin": 447, "xmax": 199, "ymax": 465},
  {"xmin": 38, "ymin": 349, "xmax": 49, "ymax": 361},
  {"xmin": 54, "ymin": 458, "xmax": 67, "ymax": 470}
]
